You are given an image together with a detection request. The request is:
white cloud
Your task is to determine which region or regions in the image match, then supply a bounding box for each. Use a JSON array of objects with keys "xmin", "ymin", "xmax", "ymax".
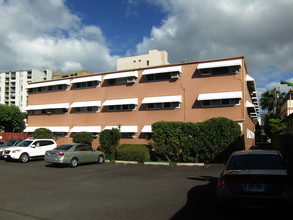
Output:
[
  {"xmin": 136, "ymin": 0, "xmax": 293, "ymax": 87},
  {"xmin": 0, "ymin": 0, "xmax": 117, "ymax": 73}
]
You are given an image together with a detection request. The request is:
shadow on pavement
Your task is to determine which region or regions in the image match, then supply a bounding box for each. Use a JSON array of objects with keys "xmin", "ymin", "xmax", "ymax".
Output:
[
  {"xmin": 171, "ymin": 176, "xmax": 291, "ymax": 220},
  {"xmin": 171, "ymin": 176, "xmax": 218, "ymax": 220}
]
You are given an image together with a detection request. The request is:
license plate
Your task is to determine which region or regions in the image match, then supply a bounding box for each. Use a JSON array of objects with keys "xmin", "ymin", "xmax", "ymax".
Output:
[{"xmin": 247, "ymin": 183, "xmax": 264, "ymax": 192}]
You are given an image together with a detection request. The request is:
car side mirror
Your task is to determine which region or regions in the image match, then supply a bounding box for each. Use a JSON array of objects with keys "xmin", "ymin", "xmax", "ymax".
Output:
[{"xmin": 31, "ymin": 145, "xmax": 36, "ymax": 148}]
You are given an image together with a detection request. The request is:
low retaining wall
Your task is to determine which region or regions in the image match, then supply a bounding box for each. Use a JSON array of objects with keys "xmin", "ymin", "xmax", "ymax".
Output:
[{"xmin": 0, "ymin": 132, "xmax": 28, "ymax": 142}]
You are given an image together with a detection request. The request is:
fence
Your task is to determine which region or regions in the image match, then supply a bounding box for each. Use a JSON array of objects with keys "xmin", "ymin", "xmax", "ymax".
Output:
[{"xmin": 0, "ymin": 132, "xmax": 28, "ymax": 142}]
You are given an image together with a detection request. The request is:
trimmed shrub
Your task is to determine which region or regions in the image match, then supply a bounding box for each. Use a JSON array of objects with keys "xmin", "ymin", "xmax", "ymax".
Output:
[
  {"xmin": 99, "ymin": 128, "xmax": 121, "ymax": 160},
  {"xmin": 33, "ymin": 128, "xmax": 54, "ymax": 139},
  {"xmin": 117, "ymin": 144, "xmax": 151, "ymax": 162},
  {"xmin": 72, "ymin": 132, "xmax": 94, "ymax": 146},
  {"xmin": 152, "ymin": 117, "xmax": 241, "ymax": 163}
]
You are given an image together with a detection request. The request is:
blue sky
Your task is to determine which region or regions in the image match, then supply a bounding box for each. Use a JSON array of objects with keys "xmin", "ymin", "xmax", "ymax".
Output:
[
  {"xmin": 0, "ymin": 0, "xmax": 293, "ymax": 105},
  {"xmin": 67, "ymin": 0, "xmax": 166, "ymax": 55}
]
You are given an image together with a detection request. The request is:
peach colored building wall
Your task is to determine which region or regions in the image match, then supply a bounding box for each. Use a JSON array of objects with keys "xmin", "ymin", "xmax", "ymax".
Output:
[{"xmin": 26, "ymin": 57, "xmax": 257, "ymax": 150}]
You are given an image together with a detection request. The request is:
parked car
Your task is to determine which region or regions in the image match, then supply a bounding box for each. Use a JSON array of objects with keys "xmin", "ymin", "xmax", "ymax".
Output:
[
  {"xmin": 3, "ymin": 139, "xmax": 57, "ymax": 163},
  {"xmin": 45, "ymin": 144, "xmax": 105, "ymax": 168},
  {"xmin": 0, "ymin": 139, "xmax": 24, "ymax": 158},
  {"xmin": 217, "ymin": 150, "xmax": 293, "ymax": 208}
]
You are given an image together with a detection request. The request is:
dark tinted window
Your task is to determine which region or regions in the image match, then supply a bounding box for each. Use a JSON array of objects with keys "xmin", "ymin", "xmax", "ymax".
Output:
[
  {"xmin": 56, "ymin": 145, "xmax": 74, "ymax": 151},
  {"xmin": 74, "ymin": 145, "xmax": 84, "ymax": 151},
  {"xmin": 84, "ymin": 145, "xmax": 93, "ymax": 151},
  {"xmin": 39, "ymin": 140, "xmax": 54, "ymax": 146},
  {"xmin": 227, "ymin": 154, "xmax": 285, "ymax": 170},
  {"xmin": 2, "ymin": 139, "xmax": 22, "ymax": 146}
]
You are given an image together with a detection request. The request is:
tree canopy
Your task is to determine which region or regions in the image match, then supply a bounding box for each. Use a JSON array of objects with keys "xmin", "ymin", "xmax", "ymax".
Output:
[
  {"xmin": 259, "ymin": 88, "xmax": 286, "ymax": 116},
  {"xmin": 0, "ymin": 104, "xmax": 26, "ymax": 132},
  {"xmin": 259, "ymin": 88, "xmax": 286, "ymax": 138}
]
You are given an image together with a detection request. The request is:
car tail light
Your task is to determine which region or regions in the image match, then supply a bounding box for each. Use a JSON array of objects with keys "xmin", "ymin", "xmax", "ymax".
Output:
[
  {"xmin": 218, "ymin": 176, "xmax": 238, "ymax": 187},
  {"xmin": 45, "ymin": 152, "xmax": 48, "ymax": 156},
  {"xmin": 58, "ymin": 152, "xmax": 64, "ymax": 157},
  {"xmin": 273, "ymin": 178, "xmax": 290, "ymax": 189}
]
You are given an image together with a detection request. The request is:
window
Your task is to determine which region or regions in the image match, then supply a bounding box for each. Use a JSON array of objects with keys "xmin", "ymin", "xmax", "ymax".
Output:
[
  {"xmin": 108, "ymin": 78, "xmax": 127, "ymax": 85},
  {"xmin": 75, "ymin": 106, "xmax": 99, "ymax": 113},
  {"xmin": 121, "ymin": 133, "xmax": 136, "ymax": 139},
  {"xmin": 202, "ymin": 99, "xmax": 240, "ymax": 107},
  {"xmin": 74, "ymin": 81, "xmax": 98, "ymax": 89},
  {"xmin": 84, "ymin": 145, "xmax": 93, "ymax": 151},
  {"xmin": 39, "ymin": 140, "xmax": 54, "ymax": 146},
  {"xmin": 200, "ymin": 66, "xmax": 240, "ymax": 76},
  {"xmin": 147, "ymin": 102, "xmax": 180, "ymax": 110},
  {"xmin": 28, "ymin": 109, "xmax": 67, "ymax": 115},
  {"xmin": 108, "ymin": 104, "xmax": 136, "ymax": 111},
  {"xmin": 29, "ymin": 85, "xmax": 67, "ymax": 94},
  {"xmin": 145, "ymin": 72, "xmax": 172, "ymax": 81},
  {"xmin": 74, "ymin": 145, "xmax": 84, "ymax": 151},
  {"xmin": 108, "ymin": 77, "xmax": 136, "ymax": 85}
]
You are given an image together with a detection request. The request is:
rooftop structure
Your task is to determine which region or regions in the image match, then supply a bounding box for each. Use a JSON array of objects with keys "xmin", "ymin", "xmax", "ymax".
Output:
[{"xmin": 117, "ymin": 49, "xmax": 168, "ymax": 70}]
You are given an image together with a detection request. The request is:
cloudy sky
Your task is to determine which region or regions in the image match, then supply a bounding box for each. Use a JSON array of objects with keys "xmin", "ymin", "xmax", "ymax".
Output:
[{"xmin": 1, "ymin": 0, "xmax": 293, "ymax": 101}]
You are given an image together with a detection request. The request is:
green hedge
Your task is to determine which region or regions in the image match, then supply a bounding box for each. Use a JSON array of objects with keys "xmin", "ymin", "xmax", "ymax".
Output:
[
  {"xmin": 117, "ymin": 144, "xmax": 151, "ymax": 162},
  {"xmin": 152, "ymin": 117, "xmax": 242, "ymax": 163},
  {"xmin": 72, "ymin": 132, "xmax": 94, "ymax": 146},
  {"xmin": 99, "ymin": 128, "xmax": 121, "ymax": 160}
]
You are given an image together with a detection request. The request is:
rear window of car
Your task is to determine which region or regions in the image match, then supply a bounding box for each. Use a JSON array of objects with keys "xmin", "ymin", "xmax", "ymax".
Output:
[
  {"xmin": 56, "ymin": 145, "xmax": 74, "ymax": 151},
  {"xmin": 227, "ymin": 154, "xmax": 285, "ymax": 170}
]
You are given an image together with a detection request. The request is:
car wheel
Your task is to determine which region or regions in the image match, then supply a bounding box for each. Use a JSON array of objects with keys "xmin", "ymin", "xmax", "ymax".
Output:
[
  {"xmin": 19, "ymin": 153, "xmax": 30, "ymax": 163},
  {"xmin": 70, "ymin": 157, "xmax": 78, "ymax": 168},
  {"xmin": 97, "ymin": 155, "xmax": 104, "ymax": 164}
]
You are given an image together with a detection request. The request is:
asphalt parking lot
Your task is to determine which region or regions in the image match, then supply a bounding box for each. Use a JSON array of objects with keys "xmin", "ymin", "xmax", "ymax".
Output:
[{"xmin": 0, "ymin": 160, "xmax": 291, "ymax": 220}]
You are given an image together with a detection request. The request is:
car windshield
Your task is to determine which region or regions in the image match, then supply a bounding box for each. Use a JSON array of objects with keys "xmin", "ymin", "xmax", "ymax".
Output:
[
  {"xmin": 16, "ymin": 140, "xmax": 33, "ymax": 147},
  {"xmin": 55, "ymin": 145, "xmax": 74, "ymax": 151},
  {"xmin": 227, "ymin": 154, "xmax": 285, "ymax": 170},
  {"xmin": 2, "ymin": 140, "xmax": 17, "ymax": 146}
]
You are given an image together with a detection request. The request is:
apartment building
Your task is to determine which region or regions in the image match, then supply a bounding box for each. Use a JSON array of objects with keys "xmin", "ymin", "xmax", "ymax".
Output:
[
  {"xmin": 0, "ymin": 69, "xmax": 52, "ymax": 112},
  {"xmin": 25, "ymin": 56, "xmax": 259, "ymax": 150},
  {"xmin": 117, "ymin": 49, "xmax": 169, "ymax": 70},
  {"xmin": 281, "ymin": 88, "xmax": 293, "ymax": 121},
  {"xmin": 52, "ymin": 70, "xmax": 93, "ymax": 80},
  {"xmin": 281, "ymin": 88, "xmax": 293, "ymax": 133}
]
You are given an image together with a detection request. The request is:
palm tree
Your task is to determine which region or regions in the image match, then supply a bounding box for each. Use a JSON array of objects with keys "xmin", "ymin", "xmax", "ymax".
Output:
[{"xmin": 259, "ymin": 88, "xmax": 286, "ymax": 116}]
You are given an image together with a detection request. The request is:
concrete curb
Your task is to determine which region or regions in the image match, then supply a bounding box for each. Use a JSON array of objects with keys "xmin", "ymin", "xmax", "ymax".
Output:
[
  {"xmin": 176, "ymin": 162, "xmax": 205, "ymax": 167},
  {"xmin": 114, "ymin": 160, "xmax": 139, "ymax": 164},
  {"xmin": 105, "ymin": 160, "xmax": 204, "ymax": 167},
  {"xmin": 144, "ymin": 162, "xmax": 170, "ymax": 166}
]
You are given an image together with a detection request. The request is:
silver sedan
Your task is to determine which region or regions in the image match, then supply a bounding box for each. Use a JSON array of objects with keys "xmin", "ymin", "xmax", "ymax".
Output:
[{"xmin": 45, "ymin": 144, "xmax": 105, "ymax": 168}]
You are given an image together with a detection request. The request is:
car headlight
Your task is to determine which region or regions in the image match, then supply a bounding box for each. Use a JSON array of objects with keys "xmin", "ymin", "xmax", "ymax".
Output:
[{"xmin": 12, "ymin": 150, "xmax": 21, "ymax": 153}]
